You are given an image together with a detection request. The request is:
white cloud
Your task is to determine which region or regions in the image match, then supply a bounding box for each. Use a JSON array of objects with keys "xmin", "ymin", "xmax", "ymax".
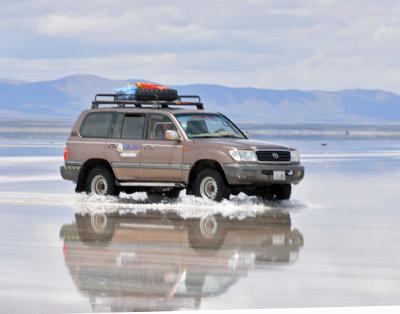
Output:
[
  {"xmin": 36, "ymin": 15, "xmax": 116, "ymax": 37},
  {"xmin": 1, "ymin": 51, "xmax": 400, "ymax": 92},
  {"xmin": 374, "ymin": 25, "xmax": 400, "ymax": 40},
  {"xmin": 0, "ymin": 0, "xmax": 400, "ymax": 92}
]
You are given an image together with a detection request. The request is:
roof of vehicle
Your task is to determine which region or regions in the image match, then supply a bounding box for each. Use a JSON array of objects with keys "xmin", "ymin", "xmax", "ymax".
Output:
[
  {"xmin": 85, "ymin": 107, "xmax": 215, "ymax": 115},
  {"xmin": 91, "ymin": 93, "xmax": 204, "ymax": 111}
]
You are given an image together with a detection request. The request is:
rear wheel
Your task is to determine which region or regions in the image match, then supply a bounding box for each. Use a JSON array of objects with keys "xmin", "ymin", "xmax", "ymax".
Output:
[
  {"xmin": 261, "ymin": 184, "xmax": 292, "ymax": 201},
  {"xmin": 85, "ymin": 167, "xmax": 118, "ymax": 196},
  {"xmin": 193, "ymin": 169, "xmax": 230, "ymax": 202}
]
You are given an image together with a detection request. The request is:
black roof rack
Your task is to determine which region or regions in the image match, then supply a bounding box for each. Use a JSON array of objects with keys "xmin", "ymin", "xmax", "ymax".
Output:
[{"xmin": 91, "ymin": 94, "xmax": 204, "ymax": 110}]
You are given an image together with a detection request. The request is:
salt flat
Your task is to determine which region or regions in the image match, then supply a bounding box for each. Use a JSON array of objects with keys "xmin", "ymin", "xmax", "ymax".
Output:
[{"xmin": 0, "ymin": 129, "xmax": 399, "ymax": 313}]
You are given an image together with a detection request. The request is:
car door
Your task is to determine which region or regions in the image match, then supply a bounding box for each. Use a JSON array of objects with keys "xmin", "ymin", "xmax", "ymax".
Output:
[
  {"xmin": 140, "ymin": 113, "xmax": 183, "ymax": 181},
  {"xmin": 105, "ymin": 113, "xmax": 146, "ymax": 181}
]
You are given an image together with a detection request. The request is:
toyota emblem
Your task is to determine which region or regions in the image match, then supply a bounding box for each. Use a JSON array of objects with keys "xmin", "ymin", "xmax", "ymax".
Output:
[{"xmin": 272, "ymin": 152, "xmax": 279, "ymax": 159}]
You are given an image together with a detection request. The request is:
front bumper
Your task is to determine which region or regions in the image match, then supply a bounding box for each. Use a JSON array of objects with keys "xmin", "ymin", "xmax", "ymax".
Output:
[
  {"xmin": 222, "ymin": 163, "xmax": 304, "ymax": 185},
  {"xmin": 60, "ymin": 165, "xmax": 81, "ymax": 182}
]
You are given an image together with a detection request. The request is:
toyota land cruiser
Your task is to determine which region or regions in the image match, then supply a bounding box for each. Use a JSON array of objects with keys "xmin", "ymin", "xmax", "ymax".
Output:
[{"xmin": 60, "ymin": 89, "xmax": 304, "ymax": 202}]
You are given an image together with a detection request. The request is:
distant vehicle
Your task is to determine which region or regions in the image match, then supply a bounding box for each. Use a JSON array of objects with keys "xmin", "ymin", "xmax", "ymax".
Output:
[
  {"xmin": 59, "ymin": 209, "xmax": 303, "ymax": 312},
  {"xmin": 60, "ymin": 84, "xmax": 304, "ymax": 201}
]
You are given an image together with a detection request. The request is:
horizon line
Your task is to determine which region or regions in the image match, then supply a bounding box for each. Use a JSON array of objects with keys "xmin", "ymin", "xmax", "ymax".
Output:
[{"xmin": 1, "ymin": 74, "xmax": 399, "ymax": 95}]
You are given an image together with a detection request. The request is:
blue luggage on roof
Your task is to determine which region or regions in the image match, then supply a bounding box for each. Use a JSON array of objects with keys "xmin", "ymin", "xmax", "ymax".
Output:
[{"xmin": 115, "ymin": 83, "xmax": 137, "ymax": 100}]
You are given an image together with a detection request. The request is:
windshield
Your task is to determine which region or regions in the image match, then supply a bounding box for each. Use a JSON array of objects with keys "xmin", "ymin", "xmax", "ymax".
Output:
[{"xmin": 174, "ymin": 113, "xmax": 245, "ymax": 139}]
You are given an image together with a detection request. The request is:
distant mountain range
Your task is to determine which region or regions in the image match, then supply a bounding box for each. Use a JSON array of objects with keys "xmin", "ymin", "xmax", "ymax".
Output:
[{"xmin": 0, "ymin": 74, "xmax": 399, "ymax": 123}]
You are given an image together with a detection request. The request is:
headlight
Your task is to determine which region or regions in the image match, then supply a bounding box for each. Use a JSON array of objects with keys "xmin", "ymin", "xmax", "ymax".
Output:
[
  {"xmin": 290, "ymin": 150, "xmax": 300, "ymax": 162},
  {"xmin": 229, "ymin": 149, "xmax": 257, "ymax": 162}
]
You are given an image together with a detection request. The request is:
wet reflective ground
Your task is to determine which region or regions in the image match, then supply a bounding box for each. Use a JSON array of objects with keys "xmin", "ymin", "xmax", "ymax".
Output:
[{"xmin": 0, "ymin": 138, "xmax": 400, "ymax": 312}]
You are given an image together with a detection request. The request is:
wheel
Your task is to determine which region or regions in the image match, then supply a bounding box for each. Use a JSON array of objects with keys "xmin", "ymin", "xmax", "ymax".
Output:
[
  {"xmin": 187, "ymin": 215, "xmax": 226, "ymax": 249},
  {"xmin": 193, "ymin": 169, "xmax": 230, "ymax": 202},
  {"xmin": 261, "ymin": 184, "xmax": 292, "ymax": 201},
  {"xmin": 146, "ymin": 188, "xmax": 181, "ymax": 203},
  {"xmin": 75, "ymin": 213, "xmax": 116, "ymax": 244},
  {"xmin": 289, "ymin": 229, "xmax": 304, "ymax": 247},
  {"xmin": 85, "ymin": 167, "xmax": 118, "ymax": 196},
  {"xmin": 135, "ymin": 88, "xmax": 178, "ymax": 101}
]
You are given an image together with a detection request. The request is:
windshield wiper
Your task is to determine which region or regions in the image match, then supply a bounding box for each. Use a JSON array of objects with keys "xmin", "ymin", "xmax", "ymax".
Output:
[
  {"xmin": 217, "ymin": 134, "xmax": 242, "ymax": 138},
  {"xmin": 190, "ymin": 134, "xmax": 242, "ymax": 139},
  {"xmin": 190, "ymin": 135, "xmax": 219, "ymax": 138}
]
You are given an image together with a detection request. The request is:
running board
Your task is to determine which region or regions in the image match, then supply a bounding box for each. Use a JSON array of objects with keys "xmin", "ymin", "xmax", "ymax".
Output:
[{"xmin": 117, "ymin": 182, "xmax": 185, "ymax": 187}]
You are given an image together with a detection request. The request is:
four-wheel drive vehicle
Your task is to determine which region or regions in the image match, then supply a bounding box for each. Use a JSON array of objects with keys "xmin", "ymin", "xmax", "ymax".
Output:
[{"xmin": 60, "ymin": 89, "xmax": 304, "ymax": 201}]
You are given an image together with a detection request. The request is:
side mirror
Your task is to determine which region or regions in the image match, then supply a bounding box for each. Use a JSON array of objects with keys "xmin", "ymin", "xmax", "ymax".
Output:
[
  {"xmin": 165, "ymin": 130, "xmax": 181, "ymax": 141},
  {"xmin": 244, "ymin": 131, "xmax": 250, "ymax": 138}
]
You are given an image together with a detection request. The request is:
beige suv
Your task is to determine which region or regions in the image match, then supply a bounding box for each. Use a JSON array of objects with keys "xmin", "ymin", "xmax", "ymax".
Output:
[{"xmin": 60, "ymin": 93, "xmax": 304, "ymax": 201}]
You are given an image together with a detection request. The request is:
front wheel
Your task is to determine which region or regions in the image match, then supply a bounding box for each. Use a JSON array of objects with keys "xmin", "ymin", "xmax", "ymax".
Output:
[
  {"xmin": 193, "ymin": 169, "xmax": 230, "ymax": 202},
  {"xmin": 187, "ymin": 215, "xmax": 226, "ymax": 249},
  {"xmin": 75, "ymin": 213, "xmax": 116, "ymax": 244}
]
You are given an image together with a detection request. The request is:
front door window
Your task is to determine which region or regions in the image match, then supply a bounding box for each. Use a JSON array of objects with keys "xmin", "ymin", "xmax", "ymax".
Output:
[{"xmin": 147, "ymin": 114, "xmax": 177, "ymax": 140}]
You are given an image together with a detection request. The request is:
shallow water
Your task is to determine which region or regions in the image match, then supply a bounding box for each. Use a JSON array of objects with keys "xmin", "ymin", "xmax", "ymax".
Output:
[{"xmin": 0, "ymin": 133, "xmax": 399, "ymax": 312}]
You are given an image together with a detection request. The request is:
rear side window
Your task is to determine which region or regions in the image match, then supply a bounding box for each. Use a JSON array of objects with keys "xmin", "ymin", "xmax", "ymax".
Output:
[
  {"xmin": 80, "ymin": 112, "xmax": 114, "ymax": 138},
  {"xmin": 121, "ymin": 115, "xmax": 145, "ymax": 139}
]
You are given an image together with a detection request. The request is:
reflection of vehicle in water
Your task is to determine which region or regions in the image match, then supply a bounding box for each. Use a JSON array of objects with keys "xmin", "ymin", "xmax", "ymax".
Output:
[{"xmin": 60, "ymin": 209, "xmax": 303, "ymax": 312}]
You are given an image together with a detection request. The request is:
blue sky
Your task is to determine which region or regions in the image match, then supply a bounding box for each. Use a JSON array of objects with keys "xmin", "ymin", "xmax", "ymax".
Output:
[{"xmin": 1, "ymin": 0, "xmax": 400, "ymax": 92}]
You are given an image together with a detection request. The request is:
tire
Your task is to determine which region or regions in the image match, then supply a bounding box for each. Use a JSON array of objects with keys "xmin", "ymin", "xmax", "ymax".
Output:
[
  {"xmin": 135, "ymin": 88, "xmax": 178, "ymax": 101},
  {"xmin": 85, "ymin": 167, "xmax": 118, "ymax": 196},
  {"xmin": 187, "ymin": 215, "xmax": 226, "ymax": 249},
  {"xmin": 193, "ymin": 169, "xmax": 230, "ymax": 202},
  {"xmin": 289, "ymin": 229, "xmax": 304, "ymax": 247},
  {"xmin": 146, "ymin": 188, "xmax": 181, "ymax": 203},
  {"xmin": 261, "ymin": 184, "xmax": 292, "ymax": 201},
  {"xmin": 75, "ymin": 213, "xmax": 116, "ymax": 244}
]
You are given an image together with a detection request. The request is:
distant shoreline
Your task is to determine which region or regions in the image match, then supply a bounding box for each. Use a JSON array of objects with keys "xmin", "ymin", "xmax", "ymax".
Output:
[{"xmin": 1, "ymin": 119, "xmax": 399, "ymax": 140}]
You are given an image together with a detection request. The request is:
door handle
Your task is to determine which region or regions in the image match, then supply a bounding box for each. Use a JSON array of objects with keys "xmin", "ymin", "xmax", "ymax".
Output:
[{"xmin": 107, "ymin": 143, "xmax": 123, "ymax": 152}]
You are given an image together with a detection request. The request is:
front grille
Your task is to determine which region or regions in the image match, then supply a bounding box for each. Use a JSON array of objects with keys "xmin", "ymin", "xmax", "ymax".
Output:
[{"xmin": 256, "ymin": 150, "xmax": 291, "ymax": 162}]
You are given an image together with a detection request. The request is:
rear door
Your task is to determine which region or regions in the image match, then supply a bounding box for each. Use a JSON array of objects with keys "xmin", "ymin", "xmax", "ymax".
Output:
[
  {"xmin": 105, "ymin": 113, "xmax": 146, "ymax": 181},
  {"xmin": 140, "ymin": 113, "xmax": 183, "ymax": 181}
]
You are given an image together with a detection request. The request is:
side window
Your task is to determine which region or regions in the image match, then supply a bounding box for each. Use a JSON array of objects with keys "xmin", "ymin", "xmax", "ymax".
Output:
[
  {"xmin": 111, "ymin": 113, "xmax": 124, "ymax": 139},
  {"xmin": 147, "ymin": 114, "xmax": 177, "ymax": 140},
  {"xmin": 121, "ymin": 115, "xmax": 145, "ymax": 139},
  {"xmin": 80, "ymin": 112, "xmax": 114, "ymax": 138}
]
